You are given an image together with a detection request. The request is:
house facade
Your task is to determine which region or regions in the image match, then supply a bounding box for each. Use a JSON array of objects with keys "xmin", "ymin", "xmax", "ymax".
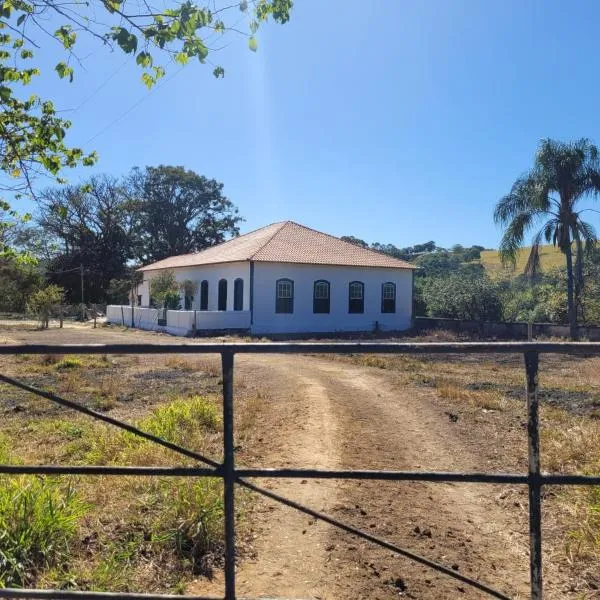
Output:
[{"xmin": 109, "ymin": 221, "xmax": 415, "ymax": 336}]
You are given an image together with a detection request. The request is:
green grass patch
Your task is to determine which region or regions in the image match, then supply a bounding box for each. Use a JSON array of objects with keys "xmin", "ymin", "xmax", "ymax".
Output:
[
  {"xmin": 55, "ymin": 357, "xmax": 83, "ymax": 370},
  {"xmin": 1, "ymin": 395, "xmax": 228, "ymax": 590},
  {"xmin": 0, "ymin": 438, "xmax": 87, "ymax": 587}
]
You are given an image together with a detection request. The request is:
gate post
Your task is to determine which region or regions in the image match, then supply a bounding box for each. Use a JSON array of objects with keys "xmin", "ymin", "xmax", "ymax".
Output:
[
  {"xmin": 524, "ymin": 350, "xmax": 542, "ymax": 600},
  {"xmin": 221, "ymin": 351, "xmax": 236, "ymax": 600}
]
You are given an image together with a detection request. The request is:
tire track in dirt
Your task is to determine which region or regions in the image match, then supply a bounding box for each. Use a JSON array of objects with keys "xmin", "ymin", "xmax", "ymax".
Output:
[{"xmin": 190, "ymin": 354, "xmax": 534, "ymax": 599}]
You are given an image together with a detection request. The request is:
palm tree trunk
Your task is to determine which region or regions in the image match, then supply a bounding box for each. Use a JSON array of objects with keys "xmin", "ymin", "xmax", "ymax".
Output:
[{"xmin": 564, "ymin": 238, "xmax": 578, "ymax": 340}]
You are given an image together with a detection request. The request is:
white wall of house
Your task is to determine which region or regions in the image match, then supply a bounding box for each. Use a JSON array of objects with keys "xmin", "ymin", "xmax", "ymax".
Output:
[
  {"xmin": 251, "ymin": 262, "xmax": 413, "ymax": 334},
  {"xmin": 140, "ymin": 262, "xmax": 250, "ymax": 311}
]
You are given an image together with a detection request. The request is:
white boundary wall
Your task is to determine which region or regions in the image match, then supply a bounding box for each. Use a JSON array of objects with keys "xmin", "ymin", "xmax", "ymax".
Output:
[{"xmin": 106, "ymin": 306, "xmax": 250, "ymax": 336}]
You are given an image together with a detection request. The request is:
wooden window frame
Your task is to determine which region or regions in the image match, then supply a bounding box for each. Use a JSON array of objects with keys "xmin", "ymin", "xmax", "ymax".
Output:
[
  {"xmin": 218, "ymin": 279, "xmax": 228, "ymax": 311},
  {"xmin": 275, "ymin": 278, "xmax": 294, "ymax": 314},
  {"xmin": 233, "ymin": 278, "xmax": 244, "ymax": 311},
  {"xmin": 348, "ymin": 281, "xmax": 364, "ymax": 314},
  {"xmin": 313, "ymin": 280, "xmax": 330, "ymax": 314},
  {"xmin": 381, "ymin": 282, "xmax": 396, "ymax": 314},
  {"xmin": 200, "ymin": 280, "xmax": 209, "ymax": 311}
]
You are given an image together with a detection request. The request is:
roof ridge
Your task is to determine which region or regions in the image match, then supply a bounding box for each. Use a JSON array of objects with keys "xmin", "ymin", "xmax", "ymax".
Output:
[
  {"xmin": 279, "ymin": 221, "xmax": 414, "ymax": 268},
  {"xmin": 248, "ymin": 220, "xmax": 291, "ymax": 260},
  {"xmin": 181, "ymin": 220, "xmax": 288, "ymax": 259}
]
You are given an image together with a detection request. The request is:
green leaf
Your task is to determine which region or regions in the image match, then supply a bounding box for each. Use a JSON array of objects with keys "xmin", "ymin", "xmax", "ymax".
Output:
[
  {"xmin": 249, "ymin": 20, "xmax": 259, "ymax": 34},
  {"xmin": 212, "ymin": 66, "xmax": 224, "ymax": 78},
  {"xmin": 55, "ymin": 62, "xmax": 74, "ymax": 82},
  {"xmin": 16, "ymin": 13, "xmax": 25, "ymax": 25},
  {"xmin": 55, "ymin": 25, "xmax": 76, "ymax": 50},
  {"xmin": 174, "ymin": 52, "xmax": 189, "ymax": 65},
  {"xmin": 141, "ymin": 72, "xmax": 153, "ymax": 89},
  {"xmin": 20, "ymin": 49, "xmax": 32, "ymax": 59},
  {"xmin": 248, "ymin": 36, "xmax": 258, "ymax": 52},
  {"xmin": 136, "ymin": 51, "xmax": 152, "ymax": 68},
  {"xmin": 103, "ymin": 0, "xmax": 122, "ymax": 13},
  {"xmin": 111, "ymin": 27, "xmax": 138, "ymax": 53}
]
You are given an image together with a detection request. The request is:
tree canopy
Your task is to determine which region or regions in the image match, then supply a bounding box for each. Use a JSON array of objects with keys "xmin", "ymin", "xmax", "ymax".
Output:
[
  {"xmin": 35, "ymin": 165, "xmax": 240, "ymax": 303},
  {"xmin": 127, "ymin": 165, "xmax": 241, "ymax": 264}
]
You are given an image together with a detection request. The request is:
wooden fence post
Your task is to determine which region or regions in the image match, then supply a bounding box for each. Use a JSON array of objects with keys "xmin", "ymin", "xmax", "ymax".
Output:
[{"xmin": 59, "ymin": 306, "xmax": 63, "ymax": 329}]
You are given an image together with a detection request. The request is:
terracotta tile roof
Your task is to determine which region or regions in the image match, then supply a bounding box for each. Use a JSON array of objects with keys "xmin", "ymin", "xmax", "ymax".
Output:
[{"xmin": 139, "ymin": 221, "xmax": 415, "ymax": 271}]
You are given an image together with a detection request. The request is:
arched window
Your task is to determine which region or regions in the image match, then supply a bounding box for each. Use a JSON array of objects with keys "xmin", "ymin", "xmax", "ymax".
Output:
[
  {"xmin": 313, "ymin": 280, "xmax": 330, "ymax": 314},
  {"xmin": 275, "ymin": 278, "xmax": 294, "ymax": 313},
  {"xmin": 200, "ymin": 280, "xmax": 209, "ymax": 311},
  {"xmin": 234, "ymin": 278, "xmax": 244, "ymax": 311},
  {"xmin": 218, "ymin": 279, "xmax": 227, "ymax": 311},
  {"xmin": 348, "ymin": 281, "xmax": 364, "ymax": 314},
  {"xmin": 381, "ymin": 282, "xmax": 396, "ymax": 313}
]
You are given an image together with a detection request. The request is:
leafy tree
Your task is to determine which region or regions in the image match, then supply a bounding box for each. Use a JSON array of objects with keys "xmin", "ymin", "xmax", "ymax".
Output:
[
  {"xmin": 37, "ymin": 175, "xmax": 136, "ymax": 303},
  {"xmin": 26, "ymin": 284, "xmax": 64, "ymax": 328},
  {"xmin": 421, "ymin": 272, "xmax": 502, "ymax": 322},
  {"xmin": 107, "ymin": 278, "xmax": 133, "ymax": 305},
  {"xmin": 149, "ymin": 269, "xmax": 180, "ymax": 309},
  {"xmin": 0, "ymin": 260, "xmax": 42, "ymax": 312},
  {"xmin": 495, "ymin": 138, "xmax": 600, "ymax": 339},
  {"xmin": 341, "ymin": 235, "xmax": 369, "ymax": 248},
  {"xmin": 128, "ymin": 166, "xmax": 241, "ymax": 263},
  {"xmin": 0, "ymin": 1, "xmax": 293, "ymax": 203}
]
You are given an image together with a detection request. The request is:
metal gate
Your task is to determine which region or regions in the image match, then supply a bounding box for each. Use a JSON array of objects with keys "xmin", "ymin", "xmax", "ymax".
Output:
[{"xmin": 1, "ymin": 341, "xmax": 600, "ymax": 600}]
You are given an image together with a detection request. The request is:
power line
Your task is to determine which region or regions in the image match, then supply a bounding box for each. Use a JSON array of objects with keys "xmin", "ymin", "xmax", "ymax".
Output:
[
  {"xmin": 70, "ymin": 59, "xmax": 129, "ymax": 116},
  {"xmin": 84, "ymin": 65, "xmax": 186, "ymax": 146}
]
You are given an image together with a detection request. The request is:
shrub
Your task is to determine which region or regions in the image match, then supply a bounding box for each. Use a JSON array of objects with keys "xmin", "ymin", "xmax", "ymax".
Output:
[
  {"xmin": 26, "ymin": 285, "xmax": 65, "ymax": 329},
  {"xmin": 421, "ymin": 272, "xmax": 503, "ymax": 321},
  {"xmin": 0, "ymin": 440, "xmax": 87, "ymax": 587},
  {"xmin": 55, "ymin": 357, "xmax": 83, "ymax": 370}
]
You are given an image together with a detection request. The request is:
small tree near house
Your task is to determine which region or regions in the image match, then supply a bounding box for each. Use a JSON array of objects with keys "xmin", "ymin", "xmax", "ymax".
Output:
[
  {"xmin": 149, "ymin": 270, "xmax": 181, "ymax": 310},
  {"xmin": 26, "ymin": 285, "xmax": 65, "ymax": 329}
]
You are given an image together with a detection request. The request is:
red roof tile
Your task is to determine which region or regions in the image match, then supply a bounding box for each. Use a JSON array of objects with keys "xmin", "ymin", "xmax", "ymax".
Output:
[{"xmin": 139, "ymin": 221, "xmax": 415, "ymax": 271}]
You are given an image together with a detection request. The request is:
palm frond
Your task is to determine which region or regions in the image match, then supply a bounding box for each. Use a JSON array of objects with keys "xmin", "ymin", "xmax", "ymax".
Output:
[
  {"xmin": 498, "ymin": 211, "xmax": 536, "ymax": 267},
  {"xmin": 576, "ymin": 218, "xmax": 598, "ymax": 252},
  {"xmin": 524, "ymin": 244, "xmax": 541, "ymax": 280},
  {"xmin": 543, "ymin": 219, "xmax": 557, "ymax": 244},
  {"xmin": 494, "ymin": 174, "xmax": 549, "ymax": 225}
]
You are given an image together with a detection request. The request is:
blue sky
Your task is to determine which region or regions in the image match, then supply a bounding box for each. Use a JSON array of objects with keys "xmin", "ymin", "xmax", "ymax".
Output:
[{"xmin": 20, "ymin": 0, "xmax": 600, "ymax": 248}]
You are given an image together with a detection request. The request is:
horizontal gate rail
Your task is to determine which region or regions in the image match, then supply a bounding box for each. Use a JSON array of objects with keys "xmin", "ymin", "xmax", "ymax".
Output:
[
  {"xmin": 1, "ymin": 342, "xmax": 600, "ymax": 600},
  {"xmin": 1, "ymin": 341, "xmax": 600, "ymax": 355},
  {"xmin": 1, "ymin": 464, "xmax": 600, "ymax": 486}
]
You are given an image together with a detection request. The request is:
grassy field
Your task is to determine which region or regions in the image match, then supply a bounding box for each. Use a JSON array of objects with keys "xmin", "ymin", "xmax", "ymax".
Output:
[
  {"xmin": 480, "ymin": 244, "xmax": 565, "ymax": 274},
  {"xmin": 0, "ymin": 345, "xmax": 261, "ymax": 593}
]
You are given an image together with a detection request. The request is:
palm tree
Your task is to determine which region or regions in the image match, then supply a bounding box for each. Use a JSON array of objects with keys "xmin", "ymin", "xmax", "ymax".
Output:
[{"xmin": 494, "ymin": 138, "xmax": 600, "ymax": 340}]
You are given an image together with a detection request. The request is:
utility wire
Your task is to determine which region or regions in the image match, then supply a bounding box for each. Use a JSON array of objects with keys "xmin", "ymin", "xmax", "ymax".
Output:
[
  {"xmin": 67, "ymin": 58, "xmax": 130, "ymax": 116},
  {"xmin": 84, "ymin": 65, "xmax": 186, "ymax": 146}
]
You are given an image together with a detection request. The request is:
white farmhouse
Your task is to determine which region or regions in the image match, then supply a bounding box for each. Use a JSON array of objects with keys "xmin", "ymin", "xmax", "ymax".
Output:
[{"xmin": 109, "ymin": 221, "xmax": 415, "ymax": 336}]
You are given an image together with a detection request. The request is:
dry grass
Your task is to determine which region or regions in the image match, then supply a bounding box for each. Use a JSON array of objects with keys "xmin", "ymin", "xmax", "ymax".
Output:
[
  {"xmin": 434, "ymin": 379, "xmax": 508, "ymax": 411},
  {"xmin": 165, "ymin": 356, "xmax": 196, "ymax": 372},
  {"xmin": 480, "ymin": 245, "xmax": 566, "ymax": 274}
]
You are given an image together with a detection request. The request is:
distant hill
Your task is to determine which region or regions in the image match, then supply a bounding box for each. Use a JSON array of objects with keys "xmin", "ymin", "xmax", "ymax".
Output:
[{"xmin": 480, "ymin": 245, "xmax": 565, "ymax": 274}]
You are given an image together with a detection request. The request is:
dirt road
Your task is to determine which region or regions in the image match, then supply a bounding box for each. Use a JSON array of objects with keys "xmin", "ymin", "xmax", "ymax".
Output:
[{"xmin": 193, "ymin": 353, "xmax": 533, "ymax": 600}]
